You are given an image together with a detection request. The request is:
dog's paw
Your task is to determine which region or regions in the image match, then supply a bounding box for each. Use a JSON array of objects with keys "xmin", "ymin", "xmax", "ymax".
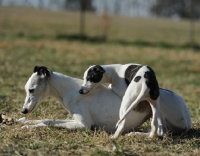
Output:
[
  {"xmin": 127, "ymin": 132, "xmax": 150, "ymax": 137},
  {"xmin": 127, "ymin": 132, "xmax": 135, "ymax": 136},
  {"xmin": 149, "ymin": 132, "xmax": 157, "ymax": 138},
  {"xmin": 21, "ymin": 124, "xmax": 38, "ymax": 129},
  {"xmin": 21, "ymin": 125, "xmax": 30, "ymax": 129},
  {"xmin": 127, "ymin": 132, "xmax": 141, "ymax": 136},
  {"xmin": 110, "ymin": 135, "xmax": 115, "ymax": 140},
  {"xmin": 110, "ymin": 134, "xmax": 119, "ymax": 140},
  {"xmin": 16, "ymin": 117, "xmax": 26, "ymax": 122}
]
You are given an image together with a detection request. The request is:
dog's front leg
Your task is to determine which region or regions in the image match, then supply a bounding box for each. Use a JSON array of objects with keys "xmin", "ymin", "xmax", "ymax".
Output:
[
  {"xmin": 148, "ymin": 99, "xmax": 159, "ymax": 138},
  {"xmin": 44, "ymin": 120, "xmax": 85, "ymax": 129},
  {"xmin": 21, "ymin": 119, "xmax": 86, "ymax": 129},
  {"xmin": 16, "ymin": 117, "xmax": 47, "ymax": 125},
  {"xmin": 157, "ymin": 114, "xmax": 169, "ymax": 137},
  {"xmin": 21, "ymin": 122, "xmax": 47, "ymax": 129}
]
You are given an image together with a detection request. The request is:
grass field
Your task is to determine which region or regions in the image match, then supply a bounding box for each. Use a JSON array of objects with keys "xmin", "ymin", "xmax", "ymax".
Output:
[{"xmin": 0, "ymin": 6, "xmax": 200, "ymax": 156}]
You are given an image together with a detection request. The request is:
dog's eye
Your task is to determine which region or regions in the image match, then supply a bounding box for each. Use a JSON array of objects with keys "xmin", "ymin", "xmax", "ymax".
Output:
[{"xmin": 29, "ymin": 89, "xmax": 34, "ymax": 93}]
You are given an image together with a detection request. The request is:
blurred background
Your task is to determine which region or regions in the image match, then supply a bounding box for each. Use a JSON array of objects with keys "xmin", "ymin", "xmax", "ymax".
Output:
[{"xmin": 0, "ymin": 0, "xmax": 199, "ymax": 47}]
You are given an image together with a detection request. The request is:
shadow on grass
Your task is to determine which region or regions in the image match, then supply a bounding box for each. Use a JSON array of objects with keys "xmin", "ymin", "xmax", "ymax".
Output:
[
  {"xmin": 159, "ymin": 127, "xmax": 200, "ymax": 140},
  {"xmin": 179, "ymin": 127, "xmax": 200, "ymax": 139},
  {"xmin": 16, "ymin": 32, "xmax": 200, "ymax": 50},
  {"xmin": 56, "ymin": 34, "xmax": 106, "ymax": 43},
  {"xmin": 55, "ymin": 34, "xmax": 200, "ymax": 50}
]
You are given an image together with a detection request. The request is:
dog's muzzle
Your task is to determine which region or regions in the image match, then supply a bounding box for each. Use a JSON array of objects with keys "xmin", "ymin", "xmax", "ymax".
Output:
[
  {"xmin": 79, "ymin": 89, "xmax": 84, "ymax": 94},
  {"xmin": 21, "ymin": 108, "xmax": 29, "ymax": 114},
  {"xmin": 79, "ymin": 89, "xmax": 89, "ymax": 94},
  {"xmin": 79, "ymin": 87, "xmax": 89, "ymax": 94}
]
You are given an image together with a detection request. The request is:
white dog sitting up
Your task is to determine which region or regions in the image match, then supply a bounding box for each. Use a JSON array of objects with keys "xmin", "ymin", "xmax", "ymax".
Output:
[{"xmin": 79, "ymin": 64, "xmax": 192, "ymax": 139}]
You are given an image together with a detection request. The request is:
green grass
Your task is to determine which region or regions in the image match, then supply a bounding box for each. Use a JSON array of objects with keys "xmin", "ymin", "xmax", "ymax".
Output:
[{"xmin": 0, "ymin": 6, "xmax": 200, "ymax": 156}]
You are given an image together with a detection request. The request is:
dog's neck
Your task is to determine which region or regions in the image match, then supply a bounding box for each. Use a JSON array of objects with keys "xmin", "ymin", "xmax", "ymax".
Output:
[
  {"xmin": 101, "ymin": 65, "xmax": 120, "ymax": 82},
  {"xmin": 101, "ymin": 64, "xmax": 128, "ymax": 97},
  {"xmin": 47, "ymin": 72, "xmax": 83, "ymax": 113}
]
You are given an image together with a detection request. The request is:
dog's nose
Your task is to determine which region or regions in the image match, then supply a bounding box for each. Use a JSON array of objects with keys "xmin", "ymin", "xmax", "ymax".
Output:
[
  {"xmin": 21, "ymin": 108, "xmax": 28, "ymax": 114},
  {"xmin": 79, "ymin": 89, "xmax": 84, "ymax": 94}
]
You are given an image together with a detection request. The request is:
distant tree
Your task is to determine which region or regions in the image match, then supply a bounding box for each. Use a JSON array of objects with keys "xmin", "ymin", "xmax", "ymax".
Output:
[
  {"xmin": 23, "ymin": 0, "xmax": 32, "ymax": 7},
  {"xmin": 151, "ymin": 0, "xmax": 200, "ymax": 19},
  {"xmin": 114, "ymin": 0, "xmax": 121, "ymax": 15},
  {"xmin": 38, "ymin": 0, "xmax": 44, "ymax": 9},
  {"xmin": 151, "ymin": 0, "xmax": 199, "ymax": 47},
  {"xmin": 64, "ymin": 0, "xmax": 94, "ymax": 11},
  {"xmin": 132, "ymin": 0, "xmax": 140, "ymax": 16},
  {"xmin": 80, "ymin": 0, "xmax": 86, "ymax": 35},
  {"xmin": 101, "ymin": 10, "xmax": 109, "ymax": 40},
  {"xmin": 64, "ymin": 0, "xmax": 95, "ymax": 36}
]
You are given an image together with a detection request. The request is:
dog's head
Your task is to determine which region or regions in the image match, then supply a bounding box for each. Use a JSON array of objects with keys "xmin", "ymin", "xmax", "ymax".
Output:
[
  {"xmin": 21, "ymin": 66, "xmax": 52, "ymax": 114},
  {"xmin": 79, "ymin": 65, "xmax": 105, "ymax": 94}
]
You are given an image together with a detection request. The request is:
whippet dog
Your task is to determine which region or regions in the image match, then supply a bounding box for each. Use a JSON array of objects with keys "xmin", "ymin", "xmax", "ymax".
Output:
[
  {"xmin": 79, "ymin": 64, "xmax": 192, "ymax": 139},
  {"xmin": 19, "ymin": 66, "xmax": 152, "ymax": 133}
]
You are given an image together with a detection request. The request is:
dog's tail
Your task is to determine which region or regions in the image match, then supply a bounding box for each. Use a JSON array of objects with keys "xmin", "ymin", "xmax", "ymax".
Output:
[{"xmin": 116, "ymin": 83, "xmax": 149, "ymax": 128}]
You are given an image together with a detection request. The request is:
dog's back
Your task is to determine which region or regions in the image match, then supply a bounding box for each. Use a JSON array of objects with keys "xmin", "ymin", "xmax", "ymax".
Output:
[
  {"xmin": 103, "ymin": 63, "xmax": 142, "ymax": 97},
  {"xmin": 159, "ymin": 88, "xmax": 192, "ymax": 133}
]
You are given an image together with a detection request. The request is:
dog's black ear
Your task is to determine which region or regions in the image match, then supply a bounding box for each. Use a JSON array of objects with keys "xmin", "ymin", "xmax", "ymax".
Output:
[
  {"xmin": 33, "ymin": 66, "xmax": 52, "ymax": 78},
  {"xmin": 92, "ymin": 65, "xmax": 105, "ymax": 74},
  {"xmin": 33, "ymin": 66, "xmax": 40, "ymax": 73}
]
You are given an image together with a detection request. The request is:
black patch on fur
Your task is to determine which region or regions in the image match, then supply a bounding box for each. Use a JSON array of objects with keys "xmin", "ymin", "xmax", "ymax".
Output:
[
  {"xmin": 87, "ymin": 65, "xmax": 105, "ymax": 83},
  {"xmin": 144, "ymin": 66, "xmax": 159, "ymax": 100},
  {"xmin": 33, "ymin": 66, "xmax": 52, "ymax": 77},
  {"xmin": 125, "ymin": 65, "xmax": 142, "ymax": 86},
  {"xmin": 134, "ymin": 76, "xmax": 141, "ymax": 82}
]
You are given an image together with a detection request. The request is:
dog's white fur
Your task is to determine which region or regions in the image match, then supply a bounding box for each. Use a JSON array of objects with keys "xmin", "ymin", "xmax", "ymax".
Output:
[
  {"xmin": 80, "ymin": 64, "xmax": 192, "ymax": 138},
  {"xmin": 19, "ymin": 66, "xmax": 151, "ymax": 133},
  {"xmin": 113, "ymin": 65, "xmax": 160, "ymax": 138}
]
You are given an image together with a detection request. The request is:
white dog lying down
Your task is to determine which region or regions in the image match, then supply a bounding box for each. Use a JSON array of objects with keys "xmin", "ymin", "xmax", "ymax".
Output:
[
  {"xmin": 19, "ymin": 66, "xmax": 152, "ymax": 133},
  {"xmin": 79, "ymin": 64, "xmax": 192, "ymax": 138}
]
